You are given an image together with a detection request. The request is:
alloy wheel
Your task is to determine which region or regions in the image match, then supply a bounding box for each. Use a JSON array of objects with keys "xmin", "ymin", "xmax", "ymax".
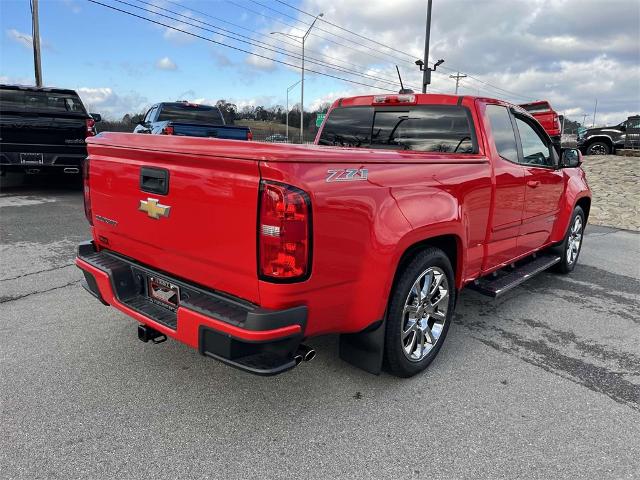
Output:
[
  {"xmin": 401, "ymin": 267, "xmax": 449, "ymax": 362},
  {"xmin": 567, "ymin": 215, "xmax": 583, "ymax": 265}
]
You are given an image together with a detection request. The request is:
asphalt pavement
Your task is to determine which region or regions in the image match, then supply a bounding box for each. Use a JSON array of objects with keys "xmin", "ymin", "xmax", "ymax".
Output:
[{"xmin": 1, "ymin": 175, "xmax": 639, "ymax": 479}]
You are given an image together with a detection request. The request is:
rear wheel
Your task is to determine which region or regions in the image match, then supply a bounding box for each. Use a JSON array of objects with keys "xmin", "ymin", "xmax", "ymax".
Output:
[
  {"xmin": 384, "ymin": 248, "xmax": 455, "ymax": 378},
  {"xmin": 586, "ymin": 141, "xmax": 610, "ymax": 155},
  {"xmin": 554, "ymin": 206, "xmax": 585, "ymax": 274}
]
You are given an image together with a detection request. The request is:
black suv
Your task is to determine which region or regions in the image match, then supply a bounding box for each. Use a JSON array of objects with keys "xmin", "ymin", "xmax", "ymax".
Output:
[{"xmin": 0, "ymin": 84, "xmax": 101, "ymax": 175}]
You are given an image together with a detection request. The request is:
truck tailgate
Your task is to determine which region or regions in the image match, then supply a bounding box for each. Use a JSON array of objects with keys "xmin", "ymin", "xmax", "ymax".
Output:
[{"xmin": 87, "ymin": 134, "xmax": 261, "ymax": 303}]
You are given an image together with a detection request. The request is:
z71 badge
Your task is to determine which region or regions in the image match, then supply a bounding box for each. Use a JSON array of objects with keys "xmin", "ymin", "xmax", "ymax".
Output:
[{"xmin": 326, "ymin": 168, "xmax": 368, "ymax": 182}]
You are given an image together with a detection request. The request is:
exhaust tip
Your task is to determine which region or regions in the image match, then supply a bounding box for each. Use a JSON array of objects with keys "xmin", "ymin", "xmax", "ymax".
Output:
[
  {"xmin": 296, "ymin": 344, "xmax": 316, "ymax": 362},
  {"xmin": 294, "ymin": 354, "xmax": 304, "ymax": 366},
  {"xmin": 64, "ymin": 167, "xmax": 80, "ymax": 174}
]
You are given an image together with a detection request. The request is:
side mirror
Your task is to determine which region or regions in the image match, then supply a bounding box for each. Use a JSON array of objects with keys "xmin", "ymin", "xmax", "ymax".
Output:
[
  {"xmin": 90, "ymin": 113, "xmax": 102, "ymax": 122},
  {"xmin": 561, "ymin": 148, "xmax": 582, "ymax": 168}
]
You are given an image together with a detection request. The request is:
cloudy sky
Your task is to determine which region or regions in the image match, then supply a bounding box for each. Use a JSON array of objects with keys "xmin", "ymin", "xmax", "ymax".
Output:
[{"xmin": 1, "ymin": 0, "xmax": 638, "ymax": 125}]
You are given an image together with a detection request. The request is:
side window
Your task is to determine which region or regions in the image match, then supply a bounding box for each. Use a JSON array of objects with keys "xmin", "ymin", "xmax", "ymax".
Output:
[
  {"xmin": 486, "ymin": 105, "xmax": 518, "ymax": 162},
  {"xmin": 515, "ymin": 117, "xmax": 552, "ymax": 167},
  {"xmin": 144, "ymin": 107, "xmax": 157, "ymax": 123}
]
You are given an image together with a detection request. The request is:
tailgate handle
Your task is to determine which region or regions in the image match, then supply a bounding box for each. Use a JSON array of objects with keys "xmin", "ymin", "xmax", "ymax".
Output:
[{"xmin": 140, "ymin": 167, "xmax": 169, "ymax": 195}]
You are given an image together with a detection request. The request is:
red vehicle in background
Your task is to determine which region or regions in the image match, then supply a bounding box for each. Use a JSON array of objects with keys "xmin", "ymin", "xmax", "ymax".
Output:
[
  {"xmin": 519, "ymin": 100, "xmax": 562, "ymax": 146},
  {"xmin": 76, "ymin": 93, "xmax": 590, "ymax": 378}
]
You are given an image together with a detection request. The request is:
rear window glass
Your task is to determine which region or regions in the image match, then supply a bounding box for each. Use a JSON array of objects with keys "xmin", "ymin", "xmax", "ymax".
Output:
[
  {"xmin": 520, "ymin": 102, "xmax": 551, "ymax": 114},
  {"xmin": 157, "ymin": 104, "xmax": 224, "ymax": 125},
  {"xmin": 0, "ymin": 88, "xmax": 86, "ymax": 114},
  {"xmin": 318, "ymin": 105, "xmax": 476, "ymax": 153}
]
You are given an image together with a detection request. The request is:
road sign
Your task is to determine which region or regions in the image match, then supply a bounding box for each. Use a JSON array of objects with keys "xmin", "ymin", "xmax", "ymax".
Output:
[{"xmin": 316, "ymin": 113, "xmax": 326, "ymax": 128}]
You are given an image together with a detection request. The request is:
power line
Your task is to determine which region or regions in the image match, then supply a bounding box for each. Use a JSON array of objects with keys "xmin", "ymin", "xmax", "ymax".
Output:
[
  {"xmin": 274, "ymin": 0, "xmax": 417, "ymax": 63},
  {"xmin": 117, "ymin": 0, "xmax": 416, "ymax": 91},
  {"xmin": 86, "ymin": 0, "xmax": 400, "ymax": 94},
  {"xmin": 226, "ymin": 0, "xmax": 418, "ymax": 69},
  {"xmin": 160, "ymin": 0, "xmax": 393, "ymax": 76}
]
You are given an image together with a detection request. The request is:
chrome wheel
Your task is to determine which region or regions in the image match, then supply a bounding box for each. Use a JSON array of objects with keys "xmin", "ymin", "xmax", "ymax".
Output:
[
  {"xmin": 566, "ymin": 215, "xmax": 583, "ymax": 265},
  {"xmin": 401, "ymin": 267, "xmax": 449, "ymax": 362}
]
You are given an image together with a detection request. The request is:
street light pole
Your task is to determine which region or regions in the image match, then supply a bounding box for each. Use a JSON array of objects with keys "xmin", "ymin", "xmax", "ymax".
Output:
[
  {"xmin": 421, "ymin": 0, "xmax": 432, "ymax": 93},
  {"xmin": 300, "ymin": 13, "xmax": 323, "ymax": 143},
  {"xmin": 286, "ymin": 80, "xmax": 301, "ymax": 141},
  {"xmin": 272, "ymin": 12, "xmax": 323, "ymax": 143}
]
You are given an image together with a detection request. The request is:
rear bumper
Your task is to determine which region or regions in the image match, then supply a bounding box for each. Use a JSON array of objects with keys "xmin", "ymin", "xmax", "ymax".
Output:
[
  {"xmin": 0, "ymin": 144, "xmax": 87, "ymax": 172},
  {"xmin": 76, "ymin": 241, "xmax": 307, "ymax": 375}
]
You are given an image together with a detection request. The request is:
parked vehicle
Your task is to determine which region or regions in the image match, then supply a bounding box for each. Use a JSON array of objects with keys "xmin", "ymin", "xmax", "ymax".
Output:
[
  {"xmin": 264, "ymin": 134, "xmax": 289, "ymax": 143},
  {"xmin": 76, "ymin": 93, "xmax": 591, "ymax": 378},
  {"xmin": 577, "ymin": 117, "xmax": 639, "ymax": 155},
  {"xmin": 0, "ymin": 84, "xmax": 100, "ymax": 175},
  {"xmin": 134, "ymin": 101, "xmax": 252, "ymax": 140},
  {"xmin": 519, "ymin": 100, "xmax": 562, "ymax": 147}
]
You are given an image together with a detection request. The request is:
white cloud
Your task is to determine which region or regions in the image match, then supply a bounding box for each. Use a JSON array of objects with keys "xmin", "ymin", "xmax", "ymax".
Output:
[
  {"xmin": 76, "ymin": 87, "xmax": 148, "ymax": 120},
  {"xmin": 6, "ymin": 29, "xmax": 32, "ymax": 49},
  {"xmin": 156, "ymin": 56, "xmax": 177, "ymax": 71}
]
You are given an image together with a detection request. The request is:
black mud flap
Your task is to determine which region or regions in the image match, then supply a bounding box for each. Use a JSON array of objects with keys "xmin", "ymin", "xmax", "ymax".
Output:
[{"xmin": 339, "ymin": 319, "xmax": 386, "ymax": 375}]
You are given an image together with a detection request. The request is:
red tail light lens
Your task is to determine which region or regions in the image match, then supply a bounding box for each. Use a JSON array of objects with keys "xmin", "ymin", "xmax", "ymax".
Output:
[
  {"xmin": 161, "ymin": 125, "xmax": 174, "ymax": 135},
  {"xmin": 82, "ymin": 158, "xmax": 93, "ymax": 226},
  {"xmin": 85, "ymin": 118, "xmax": 96, "ymax": 138},
  {"xmin": 247, "ymin": 130, "xmax": 253, "ymax": 141},
  {"xmin": 258, "ymin": 181, "xmax": 311, "ymax": 281}
]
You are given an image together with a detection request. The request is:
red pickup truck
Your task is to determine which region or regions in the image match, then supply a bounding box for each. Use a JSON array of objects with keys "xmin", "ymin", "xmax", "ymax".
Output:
[
  {"xmin": 519, "ymin": 101, "xmax": 562, "ymax": 146},
  {"xmin": 76, "ymin": 93, "xmax": 591, "ymax": 377}
]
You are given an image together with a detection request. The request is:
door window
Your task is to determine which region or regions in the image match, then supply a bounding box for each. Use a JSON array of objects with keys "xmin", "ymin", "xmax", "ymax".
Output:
[
  {"xmin": 144, "ymin": 107, "xmax": 157, "ymax": 123},
  {"xmin": 486, "ymin": 105, "xmax": 518, "ymax": 162},
  {"xmin": 515, "ymin": 117, "xmax": 552, "ymax": 167}
]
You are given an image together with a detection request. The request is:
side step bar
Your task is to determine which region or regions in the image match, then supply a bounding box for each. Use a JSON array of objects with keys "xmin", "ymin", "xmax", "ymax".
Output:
[{"xmin": 470, "ymin": 254, "xmax": 561, "ymax": 297}]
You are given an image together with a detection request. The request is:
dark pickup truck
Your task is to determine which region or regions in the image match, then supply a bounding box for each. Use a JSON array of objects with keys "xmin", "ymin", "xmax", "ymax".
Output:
[
  {"xmin": 577, "ymin": 117, "xmax": 640, "ymax": 155},
  {"xmin": 133, "ymin": 101, "xmax": 252, "ymax": 140},
  {"xmin": 0, "ymin": 84, "xmax": 100, "ymax": 175}
]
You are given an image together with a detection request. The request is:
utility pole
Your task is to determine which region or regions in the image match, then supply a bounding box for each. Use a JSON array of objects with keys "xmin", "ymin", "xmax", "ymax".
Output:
[
  {"xmin": 421, "ymin": 0, "xmax": 433, "ymax": 93},
  {"xmin": 31, "ymin": 0, "xmax": 43, "ymax": 87},
  {"xmin": 592, "ymin": 99, "xmax": 598, "ymax": 127},
  {"xmin": 286, "ymin": 80, "xmax": 301, "ymax": 141},
  {"xmin": 449, "ymin": 71, "xmax": 467, "ymax": 94},
  {"xmin": 582, "ymin": 113, "xmax": 588, "ymax": 126}
]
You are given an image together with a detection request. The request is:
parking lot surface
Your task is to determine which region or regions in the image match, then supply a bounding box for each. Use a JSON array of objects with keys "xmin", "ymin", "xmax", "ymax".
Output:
[{"xmin": 1, "ymin": 180, "xmax": 639, "ymax": 479}]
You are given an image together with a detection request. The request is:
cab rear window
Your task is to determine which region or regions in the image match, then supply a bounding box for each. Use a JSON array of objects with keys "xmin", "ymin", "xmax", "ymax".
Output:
[
  {"xmin": 0, "ymin": 88, "xmax": 86, "ymax": 114},
  {"xmin": 318, "ymin": 105, "xmax": 477, "ymax": 153},
  {"xmin": 157, "ymin": 104, "xmax": 224, "ymax": 125}
]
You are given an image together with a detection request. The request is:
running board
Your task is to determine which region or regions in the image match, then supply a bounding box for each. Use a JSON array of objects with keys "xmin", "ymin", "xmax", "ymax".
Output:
[{"xmin": 470, "ymin": 254, "xmax": 561, "ymax": 297}]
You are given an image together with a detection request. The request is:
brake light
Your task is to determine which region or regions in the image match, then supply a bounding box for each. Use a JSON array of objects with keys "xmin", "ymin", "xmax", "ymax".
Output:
[
  {"xmin": 373, "ymin": 94, "xmax": 416, "ymax": 105},
  {"xmin": 258, "ymin": 181, "xmax": 311, "ymax": 281},
  {"xmin": 85, "ymin": 118, "xmax": 96, "ymax": 137},
  {"xmin": 82, "ymin": 157, "xmax": 93, "ymax": 226},
  {"xmin": 247, "ymin": 129, "xmax": 253, "ymax": 141},
  {"xmin": 161, "ymin": 125, "xmax": 174, "ymax": 135}
]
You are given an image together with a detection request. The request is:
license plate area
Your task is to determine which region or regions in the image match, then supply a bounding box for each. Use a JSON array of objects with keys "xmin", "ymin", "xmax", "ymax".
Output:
[
  {"xmin": 20, "ymin": 153, "xmax": 44, "ymax": 164},
  {"xmin": 147, "ymin": 276, "xmax": 180, "ymax": 311}
]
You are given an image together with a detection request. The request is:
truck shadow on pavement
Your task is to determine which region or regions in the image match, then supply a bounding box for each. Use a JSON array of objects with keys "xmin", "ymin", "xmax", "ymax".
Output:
[{"xmin": 455, "ymin": 264, "xmax": 640, "ymax": 412}]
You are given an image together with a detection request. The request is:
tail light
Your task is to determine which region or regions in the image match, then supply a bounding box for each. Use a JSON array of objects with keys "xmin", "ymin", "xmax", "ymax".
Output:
[
  {"xmin": 258, "ymin": 181, "xmax": 311, "ymax": 281},
  {"xmin": 85, "ymin": 118, "xmax": 96, "ymax": 138},
  {"xmin": 82, "ymin": 157, "xmax": 93, "ymax": 226},
  {"xmin": 247, "ymin": 129, "xmax": 253, "ymax": 141},
  {"xmin": 161, "ymin": 125, "xmax": 174, "ymax": 135}
]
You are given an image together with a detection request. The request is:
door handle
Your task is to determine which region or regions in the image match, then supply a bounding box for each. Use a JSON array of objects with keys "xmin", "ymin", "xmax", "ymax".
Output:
[{"xmin": 527, "ymin": 180, "xmax": 541, "ymax": 188}]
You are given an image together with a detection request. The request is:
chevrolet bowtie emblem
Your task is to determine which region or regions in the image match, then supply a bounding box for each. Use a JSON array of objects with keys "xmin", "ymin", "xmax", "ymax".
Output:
[{"xmin": 138, "ymin": 198, "xmax": 171, "ymax": 219}]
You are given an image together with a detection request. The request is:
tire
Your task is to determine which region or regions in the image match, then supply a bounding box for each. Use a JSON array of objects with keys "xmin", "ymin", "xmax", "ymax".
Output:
[
  {"xmin": 586, "ymin": 141, "xmax": 610, "ymax": 155},
  {"xmin": 554, "ymin": 206, "xmax": 585, "ymax": 274},
  {"xmin": 384, "ymin": 248, "xmax": 456, "ymax": 378}
]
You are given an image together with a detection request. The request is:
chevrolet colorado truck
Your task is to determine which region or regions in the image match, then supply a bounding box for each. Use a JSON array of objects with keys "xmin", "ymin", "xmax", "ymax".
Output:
[
  {"xmin": 133, "ymin": 101, "xmax": 252, "ymax": 140},
  {"xmin": 76, "ymin": 93, "xmax": 591, "ymax": 377},
  {"xmin": 0, "ymin": 84, "xmax": 100, "ymax": 176}
]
